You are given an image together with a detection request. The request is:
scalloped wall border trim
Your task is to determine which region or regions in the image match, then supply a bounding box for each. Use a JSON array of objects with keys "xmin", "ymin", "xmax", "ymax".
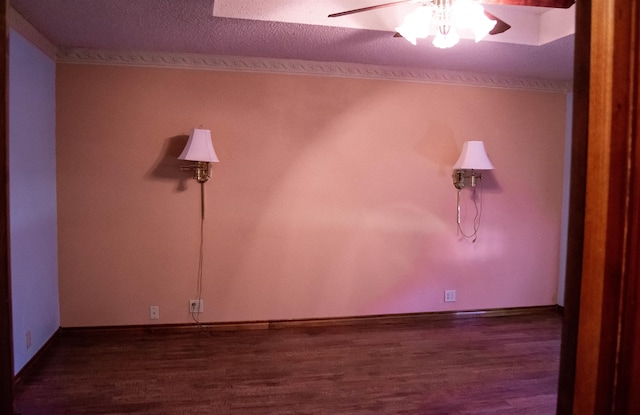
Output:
[{"xmin": 56, "ymin": 48, "xmax": 571, "ymax": 93}]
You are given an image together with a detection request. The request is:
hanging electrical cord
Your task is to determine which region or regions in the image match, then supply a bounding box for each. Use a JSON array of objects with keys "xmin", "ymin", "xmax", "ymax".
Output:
[
  {"xmin": 191, "ymin": 183, "xmax": 206, "ymax": 327},
  {"xmin": 456, "ymin": 185, "xmax": 484, "ymax": 243}
]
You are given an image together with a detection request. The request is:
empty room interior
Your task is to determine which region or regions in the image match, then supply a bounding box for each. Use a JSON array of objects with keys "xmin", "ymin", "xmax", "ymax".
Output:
[{"xmin": 5, "ymin": 0, "xmax": 582, "ymax": 413}]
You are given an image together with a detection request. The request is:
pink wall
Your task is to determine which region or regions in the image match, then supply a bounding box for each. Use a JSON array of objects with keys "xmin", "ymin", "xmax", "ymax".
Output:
[{"xmin": 56, "ymin": 64, "xmax": 566, "ymax": 327}]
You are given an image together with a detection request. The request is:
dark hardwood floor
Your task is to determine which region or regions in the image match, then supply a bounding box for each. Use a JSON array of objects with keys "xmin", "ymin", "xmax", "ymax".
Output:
[{"xmin": 14, "ymin": 309, "xmax": 561, "ymax": 415}]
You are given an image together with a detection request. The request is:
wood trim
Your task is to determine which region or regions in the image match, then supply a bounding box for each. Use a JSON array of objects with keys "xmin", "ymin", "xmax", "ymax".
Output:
[
  {"xmin": 58, "ymin": 306, "xmax": 560, "ymax": 334},
  {"xmin": 484, "ymin": 0, "xmax": 575, "ymax": 7},
  {"xmin": 0, "ymin": 1, "xmax": 14, "ymax": 414},
  {"xmin": 572, "ymin": 0, "xmax": 639, "ymax": 413},
  {"xmin": 556, "ymin": 0, "xmax": 590, "ymax": 413},
  {"xmin": 614, "ymin": 2, "xmax": 640, "ymax": 412},
  {"xmin": 267, "ymin": 306, "xmax": 561, "ymax": 329}
]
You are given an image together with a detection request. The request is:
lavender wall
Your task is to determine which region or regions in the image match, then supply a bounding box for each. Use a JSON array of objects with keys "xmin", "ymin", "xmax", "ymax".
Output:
[{"xmin": 9, "ymin": 30, "xmax": 59, "ymax": 374}]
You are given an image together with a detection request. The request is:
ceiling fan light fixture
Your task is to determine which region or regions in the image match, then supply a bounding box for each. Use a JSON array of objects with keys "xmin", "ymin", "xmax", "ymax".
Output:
[
  {"xmin": 471, "ymin": 14, "xmax": 497, "ymax": 42},
  {"xmin": 395, "ymin": 0, "xmax": 501, "ymax": 47},
  {"xmin": 433, "ymin": 30, "xmax": 460, "ymax": 48},
  {"xmin": 330, "ymin": 0, "xmax": 532, "ymax": 48},
  {"xmin": 434, "ymin": 0, "xmax": 455, "ymax": 34},
  {"xmin": 395, "ymin": 5, "xmax": 432, "ymax": 45},
  {"xmin": 454, "ymin": 2, "xmax": 498, "ymax": 42},
  {"xmin": 438, "ymin": 23, "xmax": 452, "ymax": 36},
  {"xmin": 452, "ymin": 0, "xmax": 478, "ymax": 28}
]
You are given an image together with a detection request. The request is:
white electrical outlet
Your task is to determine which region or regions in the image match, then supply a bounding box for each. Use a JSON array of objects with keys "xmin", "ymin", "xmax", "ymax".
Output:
[
  {"xmin": 189, "ymin": 299, "xmax": 204, "ymax": 313},
  {"xmin": 444, "ymin": 290, "xmax": 456, "ymax": 303},
  {"xmin": 150, "ymin": 305, "xmax": 160, "ymax": 320}
]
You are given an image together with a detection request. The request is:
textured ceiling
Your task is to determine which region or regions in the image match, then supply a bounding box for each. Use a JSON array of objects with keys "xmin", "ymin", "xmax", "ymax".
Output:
[{"xmin": 9, "ymin": 0, "xmax": 575, "ymax": 80}]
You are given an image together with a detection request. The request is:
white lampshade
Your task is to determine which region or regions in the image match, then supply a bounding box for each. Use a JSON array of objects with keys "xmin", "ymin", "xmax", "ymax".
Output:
[
  {"xmin": 178, "ymin": 128, "xmax": 219, "ymax": 162},
  {"xmin": 453, "ymin": 141, "xmax": 494, "ymax": 170}
]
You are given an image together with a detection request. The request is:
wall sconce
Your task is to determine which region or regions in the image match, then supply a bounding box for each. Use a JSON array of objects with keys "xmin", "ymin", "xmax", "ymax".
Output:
[
  {"xmin": 452, "ymin": 140, "xmax": 494, "ymax": 241},
  {"xmin": 452, "ymin": 140, "xmax": 494, "ymax": 189},
  {"xmin": 179, "ymin": 128, "xmax": 219, "ymax": 183},
  {"xmin": 178, "ymin": 128, "xmax": 220, "ymax": 326},
  {"xmin": 179, "ymin": 128, "xmax": 219, "ymax": 219}
]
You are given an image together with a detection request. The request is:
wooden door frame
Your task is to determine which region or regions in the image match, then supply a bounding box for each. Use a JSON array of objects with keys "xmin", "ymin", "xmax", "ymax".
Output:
[
  {"xmin": 555, "ymin": 0, "xmax": 590, "ymax": 411},
  {"xmin": 559, "ymin": 0, "xmax": 640, "ymax": 414}
]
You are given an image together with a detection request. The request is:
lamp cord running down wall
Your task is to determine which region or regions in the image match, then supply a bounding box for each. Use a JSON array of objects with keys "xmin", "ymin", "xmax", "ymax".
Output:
[
  {"xmin": 191, "ymin": 182, "xmax": 206, "ymax": 328},
  {"xmin": 456, "ymin": 186, "xmax": 484, "ymax": 243}
]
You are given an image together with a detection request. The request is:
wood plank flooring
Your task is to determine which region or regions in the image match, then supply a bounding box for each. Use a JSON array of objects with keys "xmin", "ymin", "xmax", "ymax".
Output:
[{"xmin": 14, "ymin": 309, "xmax": 562, "ymax": 414}]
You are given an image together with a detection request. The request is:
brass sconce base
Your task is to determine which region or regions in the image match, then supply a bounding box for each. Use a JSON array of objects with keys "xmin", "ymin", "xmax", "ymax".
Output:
[
  {"xmin": 181, "ymin": 161, "xmax": 212, "ymax": 219},
  {"xmin": 453, "ymin": 169, "xmax": 482, "ymax": 190},
  {"xmin": 181, "ymin": 161, "xmax": 211, "ymax": 183}
]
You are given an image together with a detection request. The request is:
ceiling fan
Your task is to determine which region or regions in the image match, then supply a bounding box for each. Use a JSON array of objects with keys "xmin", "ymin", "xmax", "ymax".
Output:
[{"xmin": 328, "ymin": 0, "xmax": 575, "ymax": 48}]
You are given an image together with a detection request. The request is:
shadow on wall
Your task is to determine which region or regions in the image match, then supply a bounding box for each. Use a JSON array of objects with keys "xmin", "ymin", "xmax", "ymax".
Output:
[
  {"xmin": 414, "ymin": 119, "xmax": 458, "ymax": 177},
  {"xmin": 146, "ymin": 135, "xmax": 190, "ymax": 191},
  {"xmin": 477, "ymin": 170, "xmax": 501, "ymax": 194}
]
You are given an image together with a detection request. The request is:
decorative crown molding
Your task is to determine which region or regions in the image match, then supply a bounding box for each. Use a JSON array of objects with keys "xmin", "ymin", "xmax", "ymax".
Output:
[{"xmin": 56, "ymin": 48, "xmax": 571, "ymax": 93}]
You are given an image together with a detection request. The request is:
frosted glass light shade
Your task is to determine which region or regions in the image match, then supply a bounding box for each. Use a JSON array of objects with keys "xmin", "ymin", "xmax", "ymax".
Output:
[
  {"xmin": 433, "ymin": 30, "xmax": 460, "ymax": 49},
  {"xmin": 395, "ymin": 6, "xmax": 432, "ymax": 45},
  {"xmin": 453, "ymin": 141, "xmax": 494, "ymax": 170},
  {"xmin": 178, "ymin": 128, "xmax": 219, "ymax": 162},
  {"xmin": 454, "ymin": 1, "xmax": 496, "ymax": 42}
]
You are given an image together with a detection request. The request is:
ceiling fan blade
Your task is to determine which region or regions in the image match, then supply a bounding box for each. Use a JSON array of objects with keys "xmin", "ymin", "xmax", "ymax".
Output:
[
  {"xmin": 484, "ymin": 11, "xmax": 511, "ymax": 35},
  {"xmin": 328, "ymin": 0, "xmax": 412, "ymax": 18},
  {"xmin": 480, "ymin": 0, "xmax": 574, "ymax": 8}
]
